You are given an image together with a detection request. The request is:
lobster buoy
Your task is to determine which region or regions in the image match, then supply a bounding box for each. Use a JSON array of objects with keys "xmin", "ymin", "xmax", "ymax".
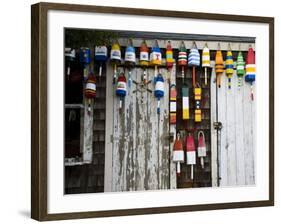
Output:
[
  {"xmin": 170, "ymin": 85, "xmax": 177, "ymax": 124},
  {"xmin": 139, "ymin": 40, "xmax": 149, "ymax": 83},
  {"xmin": 188, "ymin": 42, "xmax": 200, "ymax": 88},
  {"xmin": 110, "ymin": 42, "xmax": 122, "ymax": 84},
  {"xmin": 173, "ymin": 133, "xmax": 184, "ymax": 176},
  {"xmin": 95, "ymin": 45, "xmax": 108, "ymax": 77},
  {"xmin": 166, "ymin": 41, "xmax": 174, "ymax": 70},
  {"xmin": 245, "ymin": 47, "xmax": 256, "ymax": 100},
  {"xmin": 194, "ymin": 87, "xmax": 202, "ymax": 122},
  {"xmin": 125, "ymin": 39, "xmax": 136, "ymax": 89},
  {"xmin": 116, "ymin": 73, "xmax": 127, "ymax": 110},
  {"xmin": 150, "ymin": 40, "xmax": 162, "ymax": 81},
  {"xmin": 154, "ymin": 74, "xmax": 165, "ymax": 114},
  {"xmin": 215, "ymin": 47, "xmax": 224, "ymax": 88},
  {"xmin": 225, "ymin": 48, "xmax": 234, "ymax": 89},
  {"xmin": 79, "ymin": 47, "xmax": 91, "ymax": 79},
  {"xmin": 85, "ymin": 73, "xmax": 97, "ymax": 113},
  {"xmin": 186, "ymin": 134, "xmax": 196, "ymax": 180},
  {"xmin": 236, "ymin": 51, "xmax": 245, "ymax": 89},
  {"xmin": 202, "ymin": 44, "xmax": 211, "ymax": 85},
  {"xmin": 197, "ymin": 131, "xmax": 207, "ymax": 169},
  {"xmin": 65, "ymin": 48, "xmax": 76, "ymax": 79},
  {"xmin": 182, "ymin": 86, "xmax": 189, "ymax": 120},
  {"xmin": 178, "ymin": 41, "xmax": 187, "ymax": 81}
]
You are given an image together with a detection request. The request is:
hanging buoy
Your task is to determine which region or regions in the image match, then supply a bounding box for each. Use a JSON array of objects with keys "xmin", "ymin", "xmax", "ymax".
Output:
[
  {"xmin": 188, "ymin": 42, "xmax": 200, "ymax": 88},
  {"xmin": 197, "ymin": 131, "xmax": 207, "ymax": 169},
  {"xmin": 245, "ymin": 46, "xmax": 256, "ymax": 100},
  {"xmin": 194, "ymin": 87, "xmax": 202, "ymax": 122},
  {"xmin": 178, "ymin": 41, "xmax": 187, "ymax": 81},
  {"xmin": 85, "ymin": 73, "xmax": 97, "ymax": 113},
  {"xmin": 79, "ymin": 47, "xmax": 91, "ymax": 79},
  {"xmin": 116, "ymin": 73, "xmax": 127, "ymax": 110},
  {"xmin": 94, "ymin": 45, "xmax": 108, "ymax": 77},
  {"xmin": 139, "ymin": 40, "xmax": 149, "ymax": 83},
  {"xmin": 170, "ymin": 84, "xmax": 177, "ymax": 124},
  {"xmin": 65, "ymin": 48, "xmax": 76, "ymax": 79},
  {"xmin": 182, "ymin": 86, "xmax": 189, "ymax": 120},
  {"xmin": 154, "ymin": 74, "xmax": 165, "ymax": 114},
  {"xmin": 110, "ymin": 42, "xmax": 122, "ymax": 84},
  {"xmin": 215, "ymin": 45, "xmax": 224, "ymax": 88},
  {"xmin": 202, "ymin": 44, "xmax": 211, "ymax": 85},
  {"xmin": 125, "ymin": 39, "xmax": 136, "ymax": 89},
  {"xmin": 173, "ymin": 133, "xmax": 184, "ymax": 176},
  {"xmin": 166, "ymin": 41, "xmax": 174, "ymax": 70},
  {"xmin": 150, "ymin": 40, "xmax": 162, "ymax": 82},
  {"xmin": 186, "ymin": 134, "xmax": 196, "ymax": 180},
  {"xmin": 236, "ymin": 51, "xmax": 245, "ymax": 89},
  {"xmin": 225, "ymin": 46, "xmax": 234, "ymax": 89}
]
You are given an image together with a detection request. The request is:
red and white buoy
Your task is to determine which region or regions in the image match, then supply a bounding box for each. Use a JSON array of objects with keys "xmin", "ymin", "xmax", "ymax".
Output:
[
  {"xmin": 197, "ymin": 131, "xmax": 207, "ymax": 169},
  {"xmin": 173, "ymin": 133, "xmax": 184, "ymax": 176},
  {"xmin": 84, "ymin": 73, "xmax": 97, "ymax": 113},
  {"xmin": 186, "ymin": 134, "xmax": 196, "ymax": 180}
]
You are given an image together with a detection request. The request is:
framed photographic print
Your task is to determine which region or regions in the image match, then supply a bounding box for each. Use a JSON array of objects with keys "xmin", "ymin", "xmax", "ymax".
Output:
[{"xmin": 31, "ymin": 2, "xmax": 274, "ymax": 221}]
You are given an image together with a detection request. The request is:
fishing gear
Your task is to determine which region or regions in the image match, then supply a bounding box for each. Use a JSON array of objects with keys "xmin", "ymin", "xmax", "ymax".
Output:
[
  {"xmin": 225, "ymin": 44, "xmax": 234, "ymax": 89},
  {"xmin": 170, "ymin": 84, "xmax": 177, "ymax": 124},
  {"xmin": 139, "ymin": 40, "xmax": 149, "ymax": 83},
  {"xmin": 116, "ymin": 72, "xmax": 127, "ymax": 110},
  {"xmin": 110, "ymin": 41, "xmax": 122, "ymax": 84},
  {"xmin": 202, "ymin": 44, "xmax": 211, "ymax": 85},
  {"xmin": 94, "ymin": 45, "xmax": 108, "ymax": 77},
  {"xmin": 124, "ymin": 39, "xmax": 136, "ymax": 89},
  {"xmin": 150, "ymin": 40, "xmax": 162, "ymax": 82},
  {"xmin": 197, "ymin": 131, "xmax": 207, "ymax": 169},
  {"xmin": 194, "ymin": 85, "xmax": 202, "ymax": 122},
  {"xmin": 79, "ymin": 47, "xmax": 91, "ymax": 80},
  {"xmin": 245, "ymin": 46, "xmax": 256, "ymax": 100},
  {"xmin": 178, "ymin": 41, "xmax": 187, "ymax": 81},
  {"xmin": 215, "ymin": 44, "xmax": 224, "ymax": 88},
  {"xmin": 236, "ymin": 51, "xmax": 245, "ymax": 89},
  {"xmin": 65, "ymin": 48, "xmax": 75, "ymax": 79},
  {"xmin": 154, "ymin": 73, "xmax": 165, "ymax": 114},
  {"xmin": 182, "ymin": 86, "xmax": 189, "ymax": 120},
  {"xmin": 166, "ymin": 41, "xmax": 174, "ymax": 71},
  {"xmin": 186, "ymin": 133, "xmax": 196, "ymax": 180},
  {"xmin": 84, "ymin": 72, "xmax": 97, "ymax": 113},
  {"xmin": 188, "ymin": 42, "xmax": 200, "ymax": 88},
  {"xmin": 173, "ymin": 133, "xmax": 184, "ymax": 176}
]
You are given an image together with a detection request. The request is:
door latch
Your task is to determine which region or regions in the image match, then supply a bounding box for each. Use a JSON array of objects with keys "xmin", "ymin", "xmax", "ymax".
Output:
[{"xmin": 213, "ymin": 121, "xmax": 222, "ymax": 130}]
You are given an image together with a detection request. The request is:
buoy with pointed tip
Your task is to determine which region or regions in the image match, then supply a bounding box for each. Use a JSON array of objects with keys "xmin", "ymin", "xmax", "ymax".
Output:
[
  {"xmin": 150, "ymin": 40, "xmax": 162, "ymax": 82},
  {"xmin": 182, "ymin": 86, "xmax": 189, "ymax": 120},
  {"xmin": 197, "ymin": 131, "xmax": 207, "ymax": 169},
  {"xmin": 188, "ymin": 43, "xmax": 200, "ymax": 88},
  {"xmin": 154, "ymin": 74, "xmax": 165, "ymax": 114},
  {"xmin": 116, "ymin": 73, "xmax": 127, "ymax": 110},
  {"xmin": 125, "ymin": 39, "xmax": 136, "ymax": 89},
  {"xmin": 178, "ymin": 41, "xmax": 187, "ymax": 81},
  {"xmin": 215, "ymin": 48, "xmax": 224, "ymax": 88},
  {"xmin": 65, "ymin": 48, "xmax": 76, "ymax": 79},
  {"xmin": 245, "ymin": 47, "xmax": 256, "ymax": 100},
  {"xmin": 186, "ymin": 134, "xmax": 196, "ymax": 180},
  {"xmin": 170, "ymin": 84, "xmax": 177, "ymax": 124},
  {"xmin": 202, "ymin": 44, "xmax": 211, "ymax": 85},
  {"xmin": 236, "ymin": 51, "xmax": 245, "ymax": 88},
  {"xmin": 194, "ymin": 87, "xmax": 202, "ymax": 122},
  {"xmin": 110, "ymin": 42, "xmax": 122, "ymax": 84},
  {"xmin": 79, "ymin": 47, "xmax": 91, "ymax": 79},
  {"xmin": 139, "ymin": 40, "xmax": 149, "ymax": 83},
  {"xmin": 166, "ymin": 41, "xmax": 174, "ymax": 70},
  {"xmin": 225, "ymin": 49, "xmax": 234, "ymax": 89},
  {"xmin": 173, "ymin": 133, "xmax": 185, "ymax": 176},
  {"xmin": 85, "ymin": 73, "xmax": 97, "ymax": 113},
  {"xmin": 95, "ymin": 45, "xmax": 108, "ymax": 77}
]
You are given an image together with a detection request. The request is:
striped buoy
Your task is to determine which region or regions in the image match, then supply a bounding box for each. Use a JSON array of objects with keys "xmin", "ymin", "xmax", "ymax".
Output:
[
  {"xmin": 173, "ymin": 133, "xmax": 184, "ymax": 176},
  {"xmin": 236, "ymin": 51, "xmax": 245, "ymax": 88},
  {"xmin": 197, "ymin": 131, "xmax": 207, "ymax": 169},
  {"xmin": 194, "ymin": 87, "xmax": 202, "ymax": 122},
  {"xmin": 166, "ymin": 41, "xmax": 174, "ymax": 70},
  {"xmin": 116, "ymin": 73, "xmax": 127, "ymax": 109},
  {"xmin": 85, "ymin": 73, "xmax": 97, "ymax": 113},
  {"xmin": 79, "ymin": 47, "xmax": 91, "ymax": 79},
  {"xmin": 245, "ymin": 47, "xmax": 256, "ymax": 100},
  {"xmin": 225, "ymin": 49, "xmax": 234, "ymax": 89},
  {"xmin": 94, "ymin": 45, "xmax": 108, "ymax": 77},
  {"xmin": 188, "ymin": 43, "xmax": 200, "ymax": 88},
  {"xmin": 202, "ymin": 44, "xmax": 210, "ymax": 85},
  {"xmin": 170, "ymin": 85, "xmax": 177, "ymax": 124},
  {"xmin": 215, "ymin": 48, "xmax": 224, "ymax": 88},
  {"xmin": 182, "ymin": 86, "xmax": 189, "ymax": 120},
  {"xmin": 139, "ymin": 40, "xmax": 149, "ymax": 83},
  {"xmin": 125, "ymin": 39, "xmax": 136, "ymax": 89},
  {"xmin": 178, "ymin": 41, "xmax": 187, "ymax": 81},
  {"xmin": 65, "ymin": 48, "xmax": 75, "ymax": 79},
  {"xmin": 186, "ymin": 134, "xmax": 196, "ymax": 180},
  {"xmin": 150, "ymin": 40, "xmax": 162, "ymax": 81},
  {"xmin": 154, "ymin": 74, "xmax": 165, "ymax": 114},
  {"xmin": 110, "ymin": 42, "xmax": 121, "ymax": 84}
]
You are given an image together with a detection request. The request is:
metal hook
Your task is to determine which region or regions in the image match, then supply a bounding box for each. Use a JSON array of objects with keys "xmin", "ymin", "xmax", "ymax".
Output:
[
  {"xmin": 228, "ymin": 43, "xmax": 231, "ymax": 51},
  {"xmin": 204, "ymin": 42, "xmax": 208, "ymax": 48},
  {"xmin": 217, "ymin": 42, "xmax": 221, "ymax": 50}
]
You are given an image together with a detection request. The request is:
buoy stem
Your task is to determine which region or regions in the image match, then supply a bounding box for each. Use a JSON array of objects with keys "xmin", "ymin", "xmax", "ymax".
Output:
[
  {"xmin": 201, "ymin": 157, "xmax": 204, "ymax": 169},
  {"xmin": 191, "ymin": 165, "xmax": 194, "ymax": 180},
  {"xmin": 251, "ymin": 84, "xmax": 254, "ymax": 101},
  {"xmin": 119, "ymin": 98, "xmax": 122, "ymax": 109},
  {"xmin": 113, "ymin": 64, "xmax": 117, "ymax": 84},
  {"xmin": 181, "ymin": 66, "xmax": 184, "ymax": 81},
  {"xmin": 204, "ymin": 67, "xmax": 207, "ymax": 85},
  {"xmin": 176, "ymin": 162, "xmax": 181, "ymax": 176},
  {"xmin": 192, "ymin": 66, "xmax": 196, "ymax": 88},
  {"xmin": 99, "ymin": 65, "xmax": 102, "ymax": 77},
  {"xmin": 228, "ymin": 77, "xmax": 231, "ymax": 89},
  {"xmin": 157, "ymin": 99, "xmax": 160, "ymax": 114}
]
